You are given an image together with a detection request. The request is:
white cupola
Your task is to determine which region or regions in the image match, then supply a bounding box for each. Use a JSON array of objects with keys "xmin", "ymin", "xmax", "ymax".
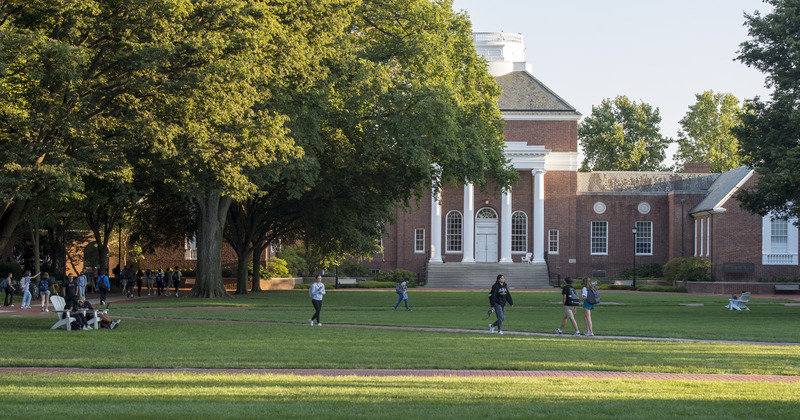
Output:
[{"xmin": 472, "ymin": 32, "xmax": 534, "ymax": 77}]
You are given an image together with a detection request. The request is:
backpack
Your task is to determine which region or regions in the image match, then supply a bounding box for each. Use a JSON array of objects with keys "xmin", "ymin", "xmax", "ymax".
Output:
[
  {"xmin": 586, "ymin": 288, "xmax": 601, "ymax": 305},
  {"xmin": 173, "ymin": 272, "xmax": 179, "ymax": 281},
  {"xmin": 395, "ymin": 283, "xmax": 404, "ymax": 295},
  {"xmin": 568, "ymin": 286, "xmax": 580, "ymax": 306}
]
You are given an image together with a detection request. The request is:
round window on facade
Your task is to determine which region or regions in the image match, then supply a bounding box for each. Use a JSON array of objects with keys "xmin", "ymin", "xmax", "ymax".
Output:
[
  {"xmin": 593, "ymin": 202, "xmax": 606, "ymax": 215},
  {"xmin": 638, "ymin": 202, "xmax": 651, "ymax": 215}
]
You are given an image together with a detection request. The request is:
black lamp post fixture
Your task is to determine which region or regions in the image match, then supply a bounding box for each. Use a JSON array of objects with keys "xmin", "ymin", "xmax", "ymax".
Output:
[
  {"xmin": 631, "ymin": 225, "xmax": 638, "ymax": 291},
  {"xmin": 60, "ymin": 208, "xmax": 67, "ymax": 277},
  {"xmin": 117, "ymin": 216, "xmax": 124, "ymax": 279},
  {"xmin": 680, "ymin": 198, "xmax": 686, "ymax": 257}
]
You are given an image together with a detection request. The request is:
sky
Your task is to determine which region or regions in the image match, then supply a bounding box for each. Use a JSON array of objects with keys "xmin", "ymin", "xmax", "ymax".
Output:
[{"xmin": 451, "ymin": 0, "xmax": 774, "ymax": 164}]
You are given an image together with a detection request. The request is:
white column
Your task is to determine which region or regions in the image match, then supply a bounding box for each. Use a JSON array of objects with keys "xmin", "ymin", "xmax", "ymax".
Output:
[
  {"xmin": 699, "ymin": 218, "xmax": 704, "ymax": 256},
  {"xmin": 533, "ymin": 168, "xmax": 546, "ymax": 263},
  {"xmin": 462, "ymin": 183, "xmax": 475, "ymax": 263},
  {"xmin": 694, "ymin": 219, "xmax": 698, "ymax": 256},
  {"xmin": 499, "ymin": 188, "xmax": 513, "ymax": 263},
  {"xmin": 706, "ymin": 217, "xmax": 711, "ymax": 256},
  {"xmin": 429, "ymin": 188, "xmax": 443, "ymax": 263}
]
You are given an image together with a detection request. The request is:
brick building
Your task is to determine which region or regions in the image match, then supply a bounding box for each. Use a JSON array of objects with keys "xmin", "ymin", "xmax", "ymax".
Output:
[{"xmin": 364, "ymin": 32, "xmax": 799, "ymax": 287}]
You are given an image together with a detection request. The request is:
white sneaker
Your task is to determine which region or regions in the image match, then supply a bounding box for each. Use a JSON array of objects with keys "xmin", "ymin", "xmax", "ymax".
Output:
[
  {"xmin": 309, "ymin": 319, "xmax": 314, "ymax": 326},
  {"xmin": 316, "ymin": 323, "xmax": 322, "ymax": 326},
  {"xmin": 586, "ymin": 332, "xmax": 594, "ymax": 336},
  {"xmin": 498, "ymin": 331, "xmax": 504, "ymax": 335},
  {"xmin": 556, "ymin": 328, "xmax": 562, "ymax": 334},
  {"xmin": 573, "ymin": 331, "xmax": 581, "ymax": 336},
  {"xmin": 489, "ymin": 324, "xmax": 495, "ymax": 333}
]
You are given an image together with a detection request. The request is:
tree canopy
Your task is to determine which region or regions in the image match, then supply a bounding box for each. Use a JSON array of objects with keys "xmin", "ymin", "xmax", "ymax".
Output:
[
  {"xmin": 578, "ymin": 96, "xmax": 671, "ymax": 171},
  {"xmin": 674, "ymin": 91, "xmax": 744, "ymax": 173},
  {"xmin": 2, "ymin": 0, "xmax": 516, "ymax": 296},
  {"xmin": 736, "ymin": 0, "xmax": 800, "ymax": 221}
]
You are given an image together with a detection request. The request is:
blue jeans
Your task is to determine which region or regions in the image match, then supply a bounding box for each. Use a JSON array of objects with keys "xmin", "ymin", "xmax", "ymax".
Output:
[
  {"xmin": 491, "ymin": 304, "xmax": 505, "ymax": 330},
  {"xmin": 394, "ymin": 294, "xmax": 408, "ymax": 310},
  {"xmin": 22, "ymin": 290, "xmax": 32, "ymax": 308}
]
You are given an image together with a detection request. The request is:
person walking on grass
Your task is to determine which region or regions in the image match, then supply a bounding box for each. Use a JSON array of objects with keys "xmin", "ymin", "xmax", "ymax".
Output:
[
  {"xmin": 393, "ymin": 278, "xmax": 411, "ymax": 311},
  {"xmin": 164, "ymin": 268, "xmax": 173, "ymax": 296},
  {"xmin": 557, "ymin": 277, "xmax": 581, "ymax": 336},
  {"xmin": 581, "ymin": 277, "xmax": 596, "ymax": 336},
  {"xmin": 2, "ymin": 273, "xmax": 16, "ymax": 307},
  {"xmin": 308, "ymin": 275, "xmax": 325, "ymax": 326},
  {"xmin": 488, "ymin": 274, "xmax": 513, "ymax": 335}
]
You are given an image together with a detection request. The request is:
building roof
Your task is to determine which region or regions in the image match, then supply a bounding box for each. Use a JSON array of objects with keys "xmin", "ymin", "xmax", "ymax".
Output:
[
  {"xmin": 577, "ymin": 172, "xmax": 720, "ymax": 195},
  {"xmin": 495, "ymin": 71, "xmax": 581, "ymax": 117},
  {"xmin": 689, "ymin": 166, "xmax": 754, "ymax": 214}
]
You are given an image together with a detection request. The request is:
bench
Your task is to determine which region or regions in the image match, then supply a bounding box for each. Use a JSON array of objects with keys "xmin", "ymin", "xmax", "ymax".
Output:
[{"xmin": 774, "ymin": 284, "xmax": 800, "ymax": 294}]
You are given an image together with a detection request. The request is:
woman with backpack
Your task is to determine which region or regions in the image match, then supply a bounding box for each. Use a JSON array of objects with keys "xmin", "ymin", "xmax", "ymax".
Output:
[
  {"xmin": 2, "ymin": 272, "xmax": 16, "ymax": 307},
  {"xmin": 557, "ymin": 277, "xmax": 581, "ymax": 336},
  {"xmin": 580, "ymin": 277, "xmax": 598, "ymax": 336},
  {"xmin": 393, "ymin": 279, "xmax": 411, "ymax": 311},
  {"xmin": 39, "ymin": 272, "xmax": 52, "ymax": 312}
]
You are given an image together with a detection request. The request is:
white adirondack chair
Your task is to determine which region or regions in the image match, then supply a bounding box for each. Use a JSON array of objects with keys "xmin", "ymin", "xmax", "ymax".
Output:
[
  {"xmin": 50, "ymin": 296, "xmax": 76, "ymax": 331},
  {"xmin": 521, "ymin": 253, "xmax": 533, "ymax": 264},
  {"xmin": 726, "ymin": 292, "xmax": 751, "ymax": 311}
]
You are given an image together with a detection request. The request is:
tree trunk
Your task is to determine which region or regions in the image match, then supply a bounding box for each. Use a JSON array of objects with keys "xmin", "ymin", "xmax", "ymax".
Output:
[
  {"xmin": 235, "ymin": 251, "xmax": 250, "ymax": 294},
  {"xmin": 250, "ymin": 243, "xmax": 264, "ymax": 292},
  {"xmin": 190, "ymin": 191, "xmax": 231, "ymax": 298},
  {"xmin": 0, "ymin": 199, "xmax": 29, "ymax": 258},
  {"xmin": 28, "ymin": 218, "xmax": 41, "ymax": 275}
]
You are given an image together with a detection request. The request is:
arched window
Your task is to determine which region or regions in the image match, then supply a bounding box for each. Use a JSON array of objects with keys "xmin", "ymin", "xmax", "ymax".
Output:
[
  {"xmin": 446, "ymin": 211, "xmax": 463, "ymax": 252},
  {"xmin": 511, "ymin": 211, "xmax": 527, "ymax": 253}
]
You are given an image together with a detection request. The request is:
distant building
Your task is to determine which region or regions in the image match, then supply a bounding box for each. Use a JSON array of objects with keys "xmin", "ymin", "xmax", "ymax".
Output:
[{"xmin": 365, "ymin": 32, "xmax": 799, "ymax": 288}]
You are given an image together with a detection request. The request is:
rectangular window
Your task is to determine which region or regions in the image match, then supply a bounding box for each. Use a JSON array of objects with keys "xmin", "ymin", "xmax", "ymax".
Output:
[
  {"xmin": 184, "ymin": 236, "xmax": 197, "ymax": 260},
  {"xmin": 771, "ymin": 219, "xmax": 789, "ymax": 254},
  {"xmin": 590, "ymin": 221, "xmax": 608, "ymax": 255},
  {"xmin": 414, "ymin": 229, "xmax": 425, "ymax": 253},
  {"xmin": 635, "ymin": 221, "xmax": 653, "ymax": 255},
  {"xmin": 548, "ymin": 229, "xmax": 559, "ymax": 254}
]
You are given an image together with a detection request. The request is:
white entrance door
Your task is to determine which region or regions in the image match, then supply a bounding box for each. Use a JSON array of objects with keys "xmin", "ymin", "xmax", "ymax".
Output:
[{"xmin": 475, "ymin": 208, "xmax": 498, "ymax": 263}]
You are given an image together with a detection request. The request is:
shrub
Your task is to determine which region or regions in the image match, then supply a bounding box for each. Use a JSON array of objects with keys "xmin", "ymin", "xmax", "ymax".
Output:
[
  {"xmin": 663, "ymin": 257, "xmax": 710, "ymax": 282},
  {"xmin": 277, "ymin": 247, "xmax": 309, "ymax": 277},
  {"xmin": 337, "ymin": 260, "xmax": 373, "ymax": 277},
  {"xmin": 357, "ymin": 281, "xmax": 396, "ymax": 289},
  {"xmin": 266, "ymin": 257, "xmax": 289, "ymax": 279},
  {"xmin": 180, "ymin": 268, "xmax": 196, "ymax": 278},
  {"xmin": 374, "ymin": 269, "xmax": 416, "ymax": 286},
  {"xmin": 619, "ymin": 262, "xmax": 663, "ymax": 279},
  {"xmin": 221, "ymin": 266, "xmax": 233, "ymax": 277},
  {"xmin": 0, "ymin": 262, "xmax": 23, "ymax": 279}
]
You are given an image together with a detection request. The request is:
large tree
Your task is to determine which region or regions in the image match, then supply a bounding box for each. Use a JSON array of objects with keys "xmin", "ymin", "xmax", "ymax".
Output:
[
  {"xmin": 675, "ymin": 91, "xmax": 744, "ymax": 173},
  {"xmin": 223, "ymin": 0, "xmax": 517, "ymax": 292},
  {"xmin": 579, "ymin": 96, "xmax": 671, "ymax": 171},
  {"xmin": 736, "ymin": 0, "xmax": 800, "ymax": 221}
]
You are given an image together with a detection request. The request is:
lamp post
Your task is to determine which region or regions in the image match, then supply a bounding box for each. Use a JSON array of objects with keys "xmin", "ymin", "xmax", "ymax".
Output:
[
  {"xmin": 631, "ymin": 225, "xmax": 638, "ymax": 291},
  {"xmin": 117, "ymin": 216, "xmax": 124, "ymax": 285},
  {"xmin": 680, "ymin": 199, "xmax": 686, "ymax": 257},
  {"xmin": 60, "ymin": 209, "xmax": 67, "ymax": 278}
]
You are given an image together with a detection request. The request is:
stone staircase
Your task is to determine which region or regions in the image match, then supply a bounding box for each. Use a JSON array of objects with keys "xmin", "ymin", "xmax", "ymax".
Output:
[{"xmin": 424, "ymin": 262, "xmax": 550, "ymax": 289}]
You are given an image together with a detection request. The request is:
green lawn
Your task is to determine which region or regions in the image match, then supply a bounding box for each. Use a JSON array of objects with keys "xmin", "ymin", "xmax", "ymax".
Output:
[{"xmin": 3, "ymin": 289, "xmax": 799, "ymax": 418}]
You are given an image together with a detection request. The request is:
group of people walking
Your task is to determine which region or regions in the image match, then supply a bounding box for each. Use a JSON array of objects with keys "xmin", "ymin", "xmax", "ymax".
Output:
[
  {"xmin": 556, "ymin": 277, "xmax": 596, "ymax": 336},
  {"xmin": 118, "ymin": 265, "xmax": 181, "ymax": 299},
  {"xmin": 303, "ymin": 273, "xmax": 597, "ymax": 337}
]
